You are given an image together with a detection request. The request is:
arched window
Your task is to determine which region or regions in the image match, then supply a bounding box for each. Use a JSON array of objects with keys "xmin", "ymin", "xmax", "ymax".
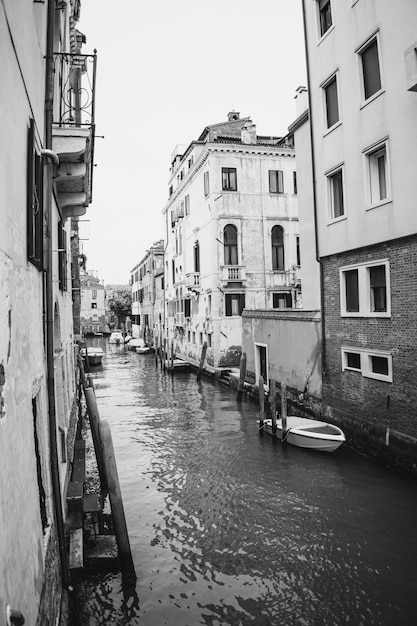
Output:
[
  {"xmin": 224, "ymin": 224, "xmax": 238, "ymax": 265},
  {"xmin": 271, "ymin": 225, "xmax": 284, "ymax": 271}
]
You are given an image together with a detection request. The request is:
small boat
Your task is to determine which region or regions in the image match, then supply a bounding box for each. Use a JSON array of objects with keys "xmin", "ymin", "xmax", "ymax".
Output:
[
  {"xmin": 262, "ymin": 415, "xmax": 345, "ymax": 453},
  {"xmin": 136, "ymin": 346, "xmax": 151, "ymax": 354},
  {"xmin": 109, "ymin": 331, "xmax": 124, "ymax": 345},
  {"xmin": 80, "ymin": 347, "xmax": 104, "ymax": 366},
  {"xmin": 127, "ymin": 338, "xmax": 145, "ymax": 351},
  {"xmin": 124, "ymin": 334, "xmax": 132, "ymax": 344},
  {"xmin": 165, "ymin": 358, "xmax": 190, "ymax": 371}
]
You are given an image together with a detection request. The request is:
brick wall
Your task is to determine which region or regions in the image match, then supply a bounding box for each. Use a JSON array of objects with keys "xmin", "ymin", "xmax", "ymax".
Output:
[{"xmin": 322, "ymin": 235, "xmax": 417, "ymax": 443}]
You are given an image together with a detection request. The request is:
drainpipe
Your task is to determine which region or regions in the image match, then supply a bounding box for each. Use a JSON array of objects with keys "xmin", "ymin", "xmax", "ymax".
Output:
[
  {"xmin": 45, "ymin": 0, "xmax": 70, "ymax": 589},
  {"xmin": 301, "ymin": 0, "xmax": 326, "ymax": 376}
]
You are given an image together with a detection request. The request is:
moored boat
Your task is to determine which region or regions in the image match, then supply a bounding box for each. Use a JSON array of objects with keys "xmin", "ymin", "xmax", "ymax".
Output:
[
  {"xmin": 109, "ymin": 331, "xmax": 124, "ymax": 345},
  {"xmin": 136, "ymin": 346, "xmax": 151, "ymax": 354},
  {"xmin": 262, "ymin": 415, "xmax": 345, "ymax": 452},
  {"xmin": 80, "ymin": 347, "xmax": 104, "ymax": 366}
]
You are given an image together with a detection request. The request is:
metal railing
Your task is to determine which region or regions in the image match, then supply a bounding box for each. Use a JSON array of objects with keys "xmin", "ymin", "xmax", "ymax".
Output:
[{"xmin": 53, "ymin": 51, "xmax": 97, "ymax": 128}]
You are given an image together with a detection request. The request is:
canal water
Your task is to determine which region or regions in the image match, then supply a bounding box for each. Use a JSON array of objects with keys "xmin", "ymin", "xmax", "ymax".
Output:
[{"xmin": 70, "ymin": 340, "xmax": 417, "ymax": 626}]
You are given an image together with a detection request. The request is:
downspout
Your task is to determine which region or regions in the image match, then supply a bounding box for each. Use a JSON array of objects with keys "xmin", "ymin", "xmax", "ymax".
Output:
[
  {"xmin": 45, "ymin": 0, "xmax": 70, "ymax": 589},
  {"xmin": 301, "ymin": 0, "xmax": 326, "ymax": 376}
]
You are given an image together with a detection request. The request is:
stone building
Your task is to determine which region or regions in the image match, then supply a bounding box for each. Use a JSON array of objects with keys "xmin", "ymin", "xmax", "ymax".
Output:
[
  {"xmin": 131, "ymin": 240, "xmax": 165, "ymax": 346},
  {"xmin": 301, "ymin": 0, "xmax": 417, "ymax": 472},
  {"xmin": 162, "ymin": 112, "xmax": 299, "ymax": 370},
  {"xmin": 80, "ymin": 271, "xmax": 107, "ymax": 335},
  {"xmin": 0, "ymin": 1, "xmax": 96, "ymax": 623}
]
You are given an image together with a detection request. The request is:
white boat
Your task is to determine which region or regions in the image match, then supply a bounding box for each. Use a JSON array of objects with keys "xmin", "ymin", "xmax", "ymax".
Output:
[
  {"xmin": 262, "ymin": 415, "xmax": 345, "ymax": 453},
  {"xmin": 136, "ymin": 346, "xmax": 151, "ymax": 354},
  {"xmin": 127, "ymin": 338, "xmax": 145, "ymax": 351},
  {"xmin": 124, "ymin": 334, "xmax": 132, "ymax": 344},
  {"xmin": 109, "ymin": 331, "xmax": 124, "ymax": 345},
  {"xmin": 80, "ymin": 347, "xmax": 104, "ymax": 366}
]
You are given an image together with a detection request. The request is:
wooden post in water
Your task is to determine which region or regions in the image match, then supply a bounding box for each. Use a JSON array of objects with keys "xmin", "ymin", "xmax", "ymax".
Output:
[
  {"xmin": 84, "ymin": 387, "xmax": 107, "ymax": 488},
  {"xmin": 154, "ymin": 334, "xmax": 158, "ymax": 367},
  {"xmin": 270, "ymin": 378, "xmax": 277, "ymax": 435},
  {"xmin": 236, "ymin": 352, "xmax": 247, "ymax": 402},
  {"xmin": 197, "ymin": 341, "xmax": 207, "ymax": 382},
  {"xmin": 170, "ymin": 340, "xmax": 174, "ymax": 375},
  {"xmin": 98, "ymin": 419, "xmax": 137, "ymax": 584},
  {"xmin": 159, "ymin": 332, "xmax": 163, "ymax": 370},
  {"xmin": 258, "ymin": 375, "xmax": 265, "ymax": 428},
  {"xmin": 281, "ymin": 383, "xmax": 287, "ymax": 443}
]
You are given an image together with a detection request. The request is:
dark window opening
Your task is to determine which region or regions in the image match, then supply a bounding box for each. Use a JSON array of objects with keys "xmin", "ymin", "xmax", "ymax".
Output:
[
  {"xmin": 319, "ymin": 0, "xmax": 332, "ymax": 36},
  {"xmin": 271, "ymin": 225, "xmax": 284, "ymax": 271},
  {"xmin": 222, "ymin": 167, "xmax": 237, "ymax": 191},
  {"xmin": 225, "ymin": 293, "xmax": 245, "ymax": 316},
  {"xmin": 224, "ymin": 224, "xmax": 238, "ymax": 265},
  {"xmin": 272, "ymin": 292, "xmax": 292, "ymax": 309},
  {"xmin": 345, "ymin": 269, "xmax": 359, "ymax": 312},
  {"xmin": 269, "ymin": 169, "xmax": 284, "ymax": 194},
  {"xmin": 325, "ymin": 76, "xmax": 339, "ymax": 128},
  {"xmin": 371, "ymin": 355, "xmax": 388, "ymax": 376},
  {"xmin": 361, "ymin": 38, "xmax": 381, "ymax": 100},
  {"xmin": 369, "ymin": 265, "xmax": 387, "ymax": 312},
  {"xmin": 346, "ymin": 352, "xmax": 361, "ymax": 370}
]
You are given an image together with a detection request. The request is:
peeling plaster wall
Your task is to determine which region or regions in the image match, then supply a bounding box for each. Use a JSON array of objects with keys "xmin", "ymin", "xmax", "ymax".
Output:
[{"xmin": 242, "ymin": 309, "xmax": 322, "ymax": 398}]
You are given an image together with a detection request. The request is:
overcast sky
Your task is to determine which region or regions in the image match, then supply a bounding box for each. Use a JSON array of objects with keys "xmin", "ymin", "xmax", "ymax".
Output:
[{"xmin": 78, "ymin": 0, "xmax": 307, "ymax": 284}]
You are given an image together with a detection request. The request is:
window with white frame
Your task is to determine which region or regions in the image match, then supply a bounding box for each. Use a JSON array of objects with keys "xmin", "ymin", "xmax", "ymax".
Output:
[
  {"xmin": 340, "ymin": 260, "xmax": 390, "ymax": 317},
  {"xmin": 323, "ymin": 74, "xmax": 339, "ymax": 129},
  {"xmin": 318, "ymin": 0, "xmax": 332, "ymax": 37},
  {"xmin": 222, "ymin": 167, "xmax": 237, "ymax": 191},
  {"xmin": 342, "ymin": 346, "xmax": 393, "ymax": 382},
  {"xmin": 364, "ymin": 139, "xmax": 390, "ymax": 207},
  {"xmin": 327, "ymin": 165, "xmax": 345, "ymax": 220},
  {"xmin": 358, "ymin": 35, "xmax": 382, "ymax": 101},
  {"xmin": 269, "ymin": 170, "xmax": 284, "ymax": 194},
  {"xmin": 204, "ymin": 172, "xmax": 210, "ymax": 196}
]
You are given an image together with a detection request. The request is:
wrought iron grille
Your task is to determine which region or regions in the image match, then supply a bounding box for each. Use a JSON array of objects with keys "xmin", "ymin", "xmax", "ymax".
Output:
[{"xmin": 53, "ymin": 51, "xmax": 97, "ymax": 127}]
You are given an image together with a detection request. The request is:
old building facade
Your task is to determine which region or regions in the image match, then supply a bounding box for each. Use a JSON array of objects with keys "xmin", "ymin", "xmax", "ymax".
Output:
[
  {"xmin": 131, "ymin": 240, "xmax": 165, "ymax": 346},
  {"xmin": 162, "ymin": 113, "xmax": 299, "ymax": 370},
  {"xmin": 0, "ymin": 1, "xmax": 95, "ymax": 623},
  {"xmin": 302, "ymin": 0, "xmax": 417, "ymax": 469},
  {"xmin": 80, "ymin": 271, "xmax": 107, "ymax": 335}
]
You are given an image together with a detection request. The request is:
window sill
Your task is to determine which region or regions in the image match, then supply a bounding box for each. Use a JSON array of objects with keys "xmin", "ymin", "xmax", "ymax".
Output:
[
  {"xmin": 323, "ymin": 121, "xmax": 342, "ymax": 137},
  {"xmin": 327, "ymin": 214, "xmax": 347, "ymax": 226},
  {"xmin": 360, "ymin": 89, "xmax": 385, "ymax": 110},
  {"xmin": 365, "ymin": 198, "xmax": 392, "ymax": 211},
  {"xmin": 341, "ymin": 312, "xmax": 391, "ymax": 318},
  {"xmin": 317, "ymin": 24, "xmax": 335, "ymax": 46}
]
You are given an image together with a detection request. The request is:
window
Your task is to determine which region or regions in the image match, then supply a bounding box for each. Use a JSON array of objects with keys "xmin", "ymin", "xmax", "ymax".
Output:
[
  {"xmin": 194, "ymin": 241, "xmax": 200, "ymax": 273},
  {"xmin": 364, "ymin": 140, "xmax": 390, "ymax": 206},
  {"xmin": 208, "ymin": 294, "xmax": 212, "ymax": 315},
  {"xmin": 224, "ymin": 224, "xmax": 238, "ymax": 265},
  {"xmin": 296, "ymin": 236, "xmax": 300, "ymax": 266},
  {"xmin": 169, "ymin": 185, "xmax": 173, "ymax": 197},
  {"xmin": 204, "ymin": 172, "xmax": 210, "ymax": 196},
  {"xmin": 185, "ymin": 195, "xmax": 190, "ymax": 215},
  {"xmin": 327, "ymin": 166, "xmax": 344, "ymax": 220},
  {"xmin": 184, "ymin": 299, "xmax": 191, "ymax": 318},
  {"xmin": 222, "ymin": 167, "xmax": 237, "ymax": 191},
  {"xmin": 207, "ymin": 334, "xmax": 212, "ymax": 348},
  {"xmin": 187, "ymin": 331, "xmax": 191, "ymax": 342},
  {"xmin": 92, "ymin": 289, "xmax": 97, "ymax": 299},
  {"xmin": 58, "ymin": 221, "xmax": 67, "ymax": 291},
  {"xmin": 293, "ymin": 171, "xmax": 297, "ymax": 195},
  {"xmin": 272, "ymin": 292, "xmax": 292, "ymax": 308},
  {"xmin": 269, "ymin": 170, "xmax": 284, "ymax": 194},
  {"xmin": 271, "ymin": 225, "xmax": 285, "ymax": 271},
  {"xmin": 188, "ymin": 156, "xmax": 194, "ymax": 169},
  {"xmin": 324, "ymin": 74, "xmax": 339, "ymax": 129},
  {"xmin": 342, "ymin": 347, "xmax": 392, "ymax": 382},
  {"xmin": 91, "ymin": 303, "xmax": 97, "ymax": 309},
  {"xmin": 192, "ymin": 332, "xmax": 196, "ymax": 343},
  {"xmin": 199, "ymin": 332, "xmax": 203, "ymax": 345},
  {"xmin": 340, "ymin": 260, "xmax": 390, "ymax": 317},
  {"xmin": 27, "ymin": 118, "xmax": 44, "ymax": 269},
  {"xmin": 225, "ymin": 293, "xmax": 245, "ymax": 316},
  {"xmin": 171, "ymin": 260, "xmax": 175, "ymax": 284},
  {"xmin": 359, "ymin": 36, "xmax": 382, "ymax": 101},
  {"xmin": 318, "ymin": 0, "xmax": 332, "ymax": 37}
]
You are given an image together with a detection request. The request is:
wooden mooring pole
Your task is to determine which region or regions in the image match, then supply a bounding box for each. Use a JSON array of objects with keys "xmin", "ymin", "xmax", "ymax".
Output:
[
  {"xmin": 197, "ymin": 341, "xmax": 207, "ymax": 382},
  {"xmin": 281, "ymin": 383, "xmax": 288, "ymax": 443},
  {"xmin": 98, "ymin": 420, "xmax": 137, "ymax": 584},
  {"xmin": 270, "ymin": 378, "xmax": 277, "ymax": 435},
  {"xmin": 170, "ymin": 340, "xmax": 174, "ymax": 375},
  {"xmin": 154, "ymin": 335, "xmax": 158, "ymax": 367},
  {"xmin": 84, "ymin": 387, "xmax": 107, "ymax": 488},
  {"xmin": 258, "ymin": 375, "xmax": 265, "ymax": 428},
  {"xmin": 236, "ymin": 352, "xmax": 247, "ymax": 402}
]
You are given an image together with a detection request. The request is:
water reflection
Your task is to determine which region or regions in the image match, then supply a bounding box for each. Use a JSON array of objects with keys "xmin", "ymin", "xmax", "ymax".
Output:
[{"xmin": 70, "ymin": 341, "xmax": 417, "ymax": 626}]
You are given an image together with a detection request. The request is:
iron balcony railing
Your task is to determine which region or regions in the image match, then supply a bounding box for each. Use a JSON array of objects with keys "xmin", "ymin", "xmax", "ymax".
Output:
[{"xmin": 53, "ymin": 51, "xmax": 97, "ymax": 128}]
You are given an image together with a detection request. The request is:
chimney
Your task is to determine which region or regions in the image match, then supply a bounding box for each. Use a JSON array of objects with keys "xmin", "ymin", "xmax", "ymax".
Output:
[
  {"xmin": 294, "ymin": 85, "xmax": 308, "ymax": 117},
  {"xmin": 227, "ymin": 111, "xmax": 240, "ymax": 122},
  {"xmin": 241, "ymin": 122, "xmax": 257, "ymax": 145}
]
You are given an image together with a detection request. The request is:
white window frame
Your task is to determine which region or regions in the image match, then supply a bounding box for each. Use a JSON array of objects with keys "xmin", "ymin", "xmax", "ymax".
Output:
[
  {"xmin": 316, "ymin": 0, "xmax": 334, "ymax": 42},
  {"xmin": 363, "ymin": 138, "xmax": 391, "ymax": 209},
  {"xmin": 321, "ymin": 71, "xmax": 341, "ymax": 133},
  {"xmin": 340, "ymin": 259, "xmax": 391, "ymax": 318},
  {"xmin": 326, "ymin": 163, "xmax": 346, "ymax": 222},
  {"xmin": 357, "ymin": 31, "xmax": 384, "ymax": 106},
  {"xmin": 254, "ymin": 342, "xmax": 269, "ymax": 388},
  {"xmin": 341, "ymin": 346, "xmax": 393, "ymax": 383}
]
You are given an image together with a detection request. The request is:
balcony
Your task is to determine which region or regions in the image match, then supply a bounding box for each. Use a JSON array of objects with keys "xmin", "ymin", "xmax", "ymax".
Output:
[
  {"xmin": 52, "ymin": 52, "xmax": 97, "ymax": 219},
  {"xmin": 220, "ymin": 265, "xmax": 246, "ymax": 285},
  {"xmin": 186, "ymin": 272, "xmax": 201, "ymax": 291},
  {"xmin": 175, "ymin": 312, "xmax": 184, "ymax": 326},
  {"xmin": 266, "ymin": 266, "xmax": 301, "ymax": 289}
]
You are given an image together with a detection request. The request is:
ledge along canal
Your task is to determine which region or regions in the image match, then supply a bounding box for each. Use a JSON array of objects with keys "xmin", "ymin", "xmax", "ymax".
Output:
[{"xmin": 70, "ymin": 339, "xmax": 417, "ymax": 626}]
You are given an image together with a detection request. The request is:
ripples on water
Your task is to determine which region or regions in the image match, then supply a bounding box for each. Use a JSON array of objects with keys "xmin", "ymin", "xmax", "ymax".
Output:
[{"xmin": 70, "ymin": 343, "xmax": 417, "ymax": 626}]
